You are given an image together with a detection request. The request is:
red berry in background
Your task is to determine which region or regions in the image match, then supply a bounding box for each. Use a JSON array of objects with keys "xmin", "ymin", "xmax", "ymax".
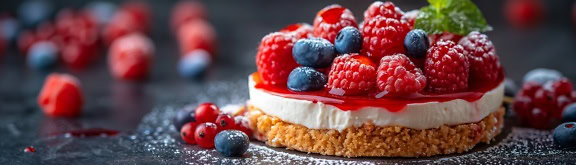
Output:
[
  {"xmin": 195, "ymin": 103, "xmax": 221, "ymax": 123},
  {"xmin": 103, "ymin": 10, "xmax": 144, "ymax": 45},
  {"xmin": 551, "ymin": 78, "xmax": 573, "ymax": 97},
  {"xmin": 529, "ymin": 108, "xmax": 550, "ymax": 129},
  {"xmin": 177, "ymin": 20, "xmax": 216, "ymax": 55},
  {"xmin": 38, "ymin": 73, "xmax": 84, "ymax": 117},
  {"xmin": 533, "ymin": 88, "xmax": 556, "ymax": 110},
  {"xmin": 108, "ymin": 33, "xmax": 154, "ymax": 81},
  {"xmin": 120, "ymin": 2, "xmax": 151, "ymax": 32},
  {"xmin": 517, "ymin": 82, "xmax": 542, "ymax": 97},
  {"xmin": 428, "ymin": 32, "xmax": 463, "ymax": 45},
  {"xmin": 255, "ymin": 32, "xmax": 299, "ymax": 86},
  {"xmin": 376, "ymin": 54, "xmax": 426, "ymax": 96},
  {"xmin": 18, "ymin": 31, "xmax": 37, "ymax": 54},
  {"xmin": 194, "ymin": 122, "xmax": 218, "ymax": 148},
  {"xmin": 361, "ymin": 16, "xmax": 410, "ymax": 62},
  {"xmin": 313, "ymin": 4, "xmax": 358, "ymax": 43},
  {"xmin": 215, "ymin": 114, "xmax": 235, "ymax": 131},
  {"xmin": 505, "ymin": 0, "xmax": 544, "ymax": 28},
  {"xmin": 459, "ymin": 32, "xmax": 501, "ymax": 83},
  {"xmin": 61, "ymin": 41, "xmax": 98, "ymax": 69},
  {"xmin": 280, "ymin": 23, "xmax": 312, "ymax": 39},
  {"xmin": 555, "ymin": 96, "xmax": 573, "ymax": 119},
  {"xmin": 171, "ymin": 0, "xmax": 206, "ymax": 30},
  {"xmin": 327, "ymin": 54, "xmax": 377, "ymax": 96},
  {"xmin": 364, "ymin": 1, "xmax": 404, "ymax": 22},
  {"xmin": 424, "ymin": 40, "xmax": 469, "ymax": 93},
  {"xmin": 234, "ymin": 116, "xmax": 252, "ymax": 138},
  {"xmin": 180, "ymin": 122, "xmax": 199, "ymax": 145},
  {"xmin": 513, "ymin": 96, "xmax": 534, "ymax": 120}
]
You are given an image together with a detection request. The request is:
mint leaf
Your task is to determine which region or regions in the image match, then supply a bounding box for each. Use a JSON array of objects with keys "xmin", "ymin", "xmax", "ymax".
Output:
[{"xmin": 415, "ymin": 0, "xmax": 492, "ymax": 35}]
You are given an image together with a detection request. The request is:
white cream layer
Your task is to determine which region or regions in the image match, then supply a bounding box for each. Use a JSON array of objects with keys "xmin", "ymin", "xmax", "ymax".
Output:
[{"xmin": 248, "ymin": 77, "xmax": 504, "ymax": 131}]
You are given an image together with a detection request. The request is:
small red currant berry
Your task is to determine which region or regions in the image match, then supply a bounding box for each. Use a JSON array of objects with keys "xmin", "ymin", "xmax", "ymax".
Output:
[
  {"xmin": 215, "ymin": 114, "xmax": 235, "ymax": 131},
  {"xmin": 194, "ymin": 122, "xmax": 218, "ymax": 148},
  {"xmin": 195, "ymin": 102, "xmax": 220, "ymax": 123},
  {"xmin": 180, "ymin": 122, "xmax": 198, "ymax": 145}
]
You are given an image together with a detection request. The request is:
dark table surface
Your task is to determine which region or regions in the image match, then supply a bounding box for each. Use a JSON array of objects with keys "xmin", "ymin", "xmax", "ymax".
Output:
[{"xmin": 1, "ymin": 0, "xmax": 576, "ymax": 164}]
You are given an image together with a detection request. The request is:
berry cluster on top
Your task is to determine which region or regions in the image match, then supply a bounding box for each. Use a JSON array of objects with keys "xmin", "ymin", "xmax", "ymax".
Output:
[{"xmin": 255, "ymin": 1, "xmax": 502, "ymax": 97}]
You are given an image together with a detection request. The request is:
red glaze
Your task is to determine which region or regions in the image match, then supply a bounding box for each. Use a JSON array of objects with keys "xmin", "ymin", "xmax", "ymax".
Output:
[
  {"xmin": 252, "ymin": 69, "xmax": 504, "ymax": 112},
  {"xmin": 24, "ymin": 146, "xmax": 35, "ymax": 153}
]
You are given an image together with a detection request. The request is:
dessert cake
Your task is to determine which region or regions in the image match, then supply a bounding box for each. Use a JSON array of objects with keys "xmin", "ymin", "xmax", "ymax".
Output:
[{"xmin": 247, "ymin": 1, "xmax": 504, "ymax": 157}]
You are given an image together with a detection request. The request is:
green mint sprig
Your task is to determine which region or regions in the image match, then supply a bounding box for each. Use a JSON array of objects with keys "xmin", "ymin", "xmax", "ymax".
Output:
[{"xmin": 415, "ymin": 0, "xmax": 492, "ymax": 35}]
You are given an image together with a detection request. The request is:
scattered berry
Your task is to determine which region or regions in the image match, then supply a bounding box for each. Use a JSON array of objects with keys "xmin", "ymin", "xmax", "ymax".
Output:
[
  {"xmin": 551, "ymin": 78, "xmax": 573, "ymax": 97},
  {"xmin": 194, "ymin": 122, "xmax": 218, "ymax": 148},
  {"xmin": 214, "ymin": 130, "xmax": 250, "ymax": 157},
  {"xmin": 179, "ymin": 49, "xmax": 212, "ymax": 79},
  {"xmin": 553, "ymin": 122, "xmax": 576, "ymax": 149},
  {"xmin": 529, "ymin": 107, "xmax": 551, "ymax": 129},
  {"xmin": 173, "ymin": 105, "xmax": 197, "ymax": 131},
  {"xmin": 108, "ymin": 33, "xmax": 154, "ymax": 81},
  {"xmin": 292, "ymin": 38, "xmax": 336, "ymax": 68},
  {"xmin": 402, "ymin": 10, "xmax": 419, "ymax": 28},
  {"xmin": 180, "ymin": 122, "xmax": 199, "ymax": 145},
  {"xmin": 171, "ymin": 0, "xmax": 206, "ymax": 30},
  {"xmin": 177, "ymin": 20, "xmax": 216, "ymax": 55},
  {"xmin": 327, "ymin": 54, "xmax": 377, "ymax": 96},
  {"xmin": 404, "ymin": 29, "xmax": 429, "ymax": 59},
  {"xmin": 424, "ymin": 40, "xmax": 469, "ymax": 93},
  {"xmin": 523, "ymin": 68, "xmax": 563, "ymax": 85},
  {"xmin": 361, "ymin": 16, "xmax": 410, "ymax": 62},
  {"xmin": 256, "ymin": 32, "xmax": 299, "ymax": 86},
  {"xmin": 563, "ymin": 103, "xmax": 576, "ymax": 122},
  {"xmin": 287, "ymin": 67, "xmax": 328, "ymax": 92},
  {"xmin": 376, "ymin": 54, "xmax": 426, "ymax": 96},
  {"xmin": 334, "ymin": 26, "xmax": 362, "ymax": 54},
  {"xmin": 216, "ymin": 114, "xmax": 236, "ymax": 131},
  {"xmin": 38, "ymin": 73, "xmax": 84, "ymax": 117},
  {"xmin": 18, "ymin": 0, "xmax": 53, "ymax": 27},
  {"xmin": 61, "ymin": 42, "xmax": 98, "ymax": 70},
  {"xmin": 280, "ymin": 23, "xmax": 312, "ymax": 39},
  {"xmin": 505, "ymin": 0, "xmax": 543, "ymax": 28},
  {"xmin": 120, "ymin": 2, "xmax": 151, "ymax": 32},
  {"xmin": 234, "ymin": 116, "xmax": 252, "ymax": 138},
  {"xmin": 103, "ymin": 10, "xmax": 144, "ymax": 44},
  {"xmin": 313, "ymin": 5, "xmax": 358, "ymax": 43},
  {"xmin": 364, "ymin": 1, "xmax": 404, "ymax": 22},
  {"xmin": 195, "ymin": 103, "xmax": 221, "ymax": 123},
  {"xmin": 27, "ymin": 41, "xmax": 59, "ymax": 70},
  {"xmin": 24, "ymin": 146, "xmax": 35, "ymax": 153},
  {"xmin": 459, "ymin": 32, "xmax": 501, "ymax": 82}
]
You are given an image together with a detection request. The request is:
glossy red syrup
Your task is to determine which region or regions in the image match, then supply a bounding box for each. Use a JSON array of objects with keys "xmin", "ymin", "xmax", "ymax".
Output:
[
  {"xmin": 24, "ymin": 146, "xmax": 35, "ymax": 153},
  {"xmin": 253, "ymin": 70, "xmax": 504, "ymax": 112},
  {"xmin": 63, "ymin": 128, "xmax": 120, "ymax": 137}
]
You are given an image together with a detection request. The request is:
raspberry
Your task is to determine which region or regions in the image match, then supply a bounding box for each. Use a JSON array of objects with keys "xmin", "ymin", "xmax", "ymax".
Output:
[
  {"xmin": 38, "ymin": 73, "xmax": 84, "ymax": 117},
  {"xmin": 108, "ymin": 33, "xmax": 154, "ymax": 81},
  {"xmin": 256, "ymin": 32, "xmax": 299, "ymax": 86},
  {"xmin": 505, "ymin": 0, "xmax": 543, "ymax": 28},
  {"xmin": 171, "ymin": 0, "xmax": 206, "ymax": 30},
  {"xmin": 551, "ymin": 78, "xmax": 574, "ymax": 97},
  {"xmin": 280, "ymin": 23, "xmax": 312, "ymax": 39},
  {"xmin": 424, "ymin": 40, "xmax": 469, "ymax": 93},
  {"xmin": 177, "ymin": 20, "xmax": 216, "ymax": 55},
  {"xmin": 327, "ymin": 54, "xmax": 377, "ymax": 96},
  {"xmin": 364, "ymin": 1, "xmax": 404, "ymax": 22},
  {"xmin": 429, "ymin": 32, "xmax": 463, "ymax": 45},
  {"xmin": 313, "ymin": 5, "xmax": 358, "ymax": 43},
  {"xmin": 402, "ymin": 10, "xmax": 419, "ymax": 28},
  {"xmin": 459, "ymin": 32, "xmax": 501, "ymax": 82},
  {"xmin": 376, "ymin": 54, "xmax": 426, "ymax": 96},
  {"xmin": 361, "ymin": 16, "xmax": 410, "ymax": 62}
]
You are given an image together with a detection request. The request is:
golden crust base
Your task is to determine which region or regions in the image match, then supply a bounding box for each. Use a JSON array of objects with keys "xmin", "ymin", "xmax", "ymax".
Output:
[{"xmin": 246, "ymin": 105, "xmax": 505, "ymax": 157}]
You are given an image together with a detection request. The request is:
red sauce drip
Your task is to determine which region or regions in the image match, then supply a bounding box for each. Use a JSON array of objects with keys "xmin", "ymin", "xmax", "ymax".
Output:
[
  {"xmin": 252, "ymin": 70, "xmax": 504, "ymax": 112},
  {"xmin": 24, "ymin": 146, "xmax": 35, "ymax": 153},
  {"xmin": 63, "ymin": 128, "xmax": 120, "ymax": 137}
]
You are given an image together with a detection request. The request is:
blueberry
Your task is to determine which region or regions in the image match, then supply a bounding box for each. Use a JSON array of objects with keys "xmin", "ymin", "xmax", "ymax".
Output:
[
  {"xmin": 214, "ymin": 130, "xmax": 250, "ymax": 157},
  {"xmin": 404, "ymin": 29, "xmax": 430, "ymax": 58},
  {"xmin": 287, "ymin": 67, "xmax": 327, "ymax": 92},
  {"xmin": 563, "ymin": 103, "xmax": 576, "ymax": 122},
  {"xmin": 179, "ymin": 50, "xmax": 211, "ymax": 79},
  {"xmin": 553, "ymin": 122, "xmax": 576, "ymax": 149},
  {"xmin": 173, "ymin": 105, "xmax": 197, "ymax": 131},
  {"xmin": 523, "ymin": 68, "xmax": 562, "ymax": 85},
  {"xmin": 504, "ymin": 78, "xmax": 518, "ymax": 97},
  {"xmin": 27, "ymin": 41, "xmax": 58, "ymax": 70},
  {"xmin": 0, "ymin": 18, "xmax": 20, "ymax": 42},
  {"xmin": 334, "ymin": 26, "xmax": 362, "ymax": 54},
  {"xmin": 292, "ymin": 38, "xmax": 335, "ymax": 68},
  {"xmin": 18, "ymin": 0, "xmax": 53, "ymax": 27},
  {"xmin": 86, "ymin": 1, "xmax": 117, "ymax": 25}
]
